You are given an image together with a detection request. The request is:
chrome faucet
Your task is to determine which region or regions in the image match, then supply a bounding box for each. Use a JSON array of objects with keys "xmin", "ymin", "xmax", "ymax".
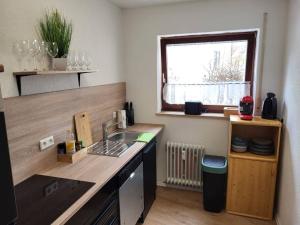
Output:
[{"xmin": 102, "ymin": 119, "xmax": 122, "ymax": 144}]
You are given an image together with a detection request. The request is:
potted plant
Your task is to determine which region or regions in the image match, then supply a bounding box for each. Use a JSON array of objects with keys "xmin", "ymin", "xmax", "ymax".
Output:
[{"xmin": 38, "ymin": 9, "xmax": 72, "ymax": 70}]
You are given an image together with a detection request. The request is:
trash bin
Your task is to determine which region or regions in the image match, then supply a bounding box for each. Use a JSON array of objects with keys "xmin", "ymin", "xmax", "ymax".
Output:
[{"xmin": 201, "ymin": 155, "xmax": 227, "ymax": 212}]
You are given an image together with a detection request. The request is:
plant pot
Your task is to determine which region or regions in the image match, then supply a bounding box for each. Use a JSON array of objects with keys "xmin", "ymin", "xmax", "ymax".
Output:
[{"xmin": 52, "ymin": 58, "xmax": 67, "ymax": 71}]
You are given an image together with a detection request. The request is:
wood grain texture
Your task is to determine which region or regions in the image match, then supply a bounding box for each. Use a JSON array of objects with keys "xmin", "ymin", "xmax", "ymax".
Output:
[
  {"xmin": 3, "ymin": 82, "xmax": 126, "ymax": 184},
  {"xmin": 230, "ymin": 115, "xmax": 282, "ymax": 127},
  {"xmin": 226, "ymin": 116, "xmax": 282, "ymax": 220},
  {"xmin": 74, "ymin": 112, "xmax": 93, "ymax": 147},
  {"xmin": 223, "ymin": 107, "xmax": 239, "ymax": 117},
  {"xmin": 226, "ymin": 158, "xmax": 277, "ymax": 220},
  {"xmin": 40, "ymin": 124, "xmax": 164, "ymax": 225},
  {"xmin": 57, "ymin": 147, "xmax": 88, "ymax": 164},
  {"xmin": 140, "ymin": 187, "xmax": 276, "ymax": 225}
]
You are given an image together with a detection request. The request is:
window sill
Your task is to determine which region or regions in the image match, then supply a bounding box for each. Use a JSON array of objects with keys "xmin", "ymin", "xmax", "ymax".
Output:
[{"xmin": 155, "ymin": 111, "xmax": 228, "ymax": 120}]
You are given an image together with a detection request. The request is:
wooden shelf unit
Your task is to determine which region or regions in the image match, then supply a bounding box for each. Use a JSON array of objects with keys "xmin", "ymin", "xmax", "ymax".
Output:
[
  {"xmin": 13, "ymin": 70, "xmax": 97, "ymax": 95},
  {"xmin": 226, "ymin": 115, "xmax": 282, "ymax": 220}
]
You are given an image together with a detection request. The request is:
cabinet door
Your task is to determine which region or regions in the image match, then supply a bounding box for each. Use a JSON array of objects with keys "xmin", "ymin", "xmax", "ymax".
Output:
[
  {"xmin": 0, "ymin": 112, "xmax": 17, "ymax": 225},
  {"xmin": 142, "ymin": 140, "xmax": 157, "ymax": 220},
  {"xmin": 119, "ymin": 163, "xmax": 144, "ymax": 225},
  {"xmin": 226, "ymin": 157, "xmax": 277, "ymax": 220},
  {"xmin": 66, "ymin": 178, "xmax": 119, "ymax": 225}
]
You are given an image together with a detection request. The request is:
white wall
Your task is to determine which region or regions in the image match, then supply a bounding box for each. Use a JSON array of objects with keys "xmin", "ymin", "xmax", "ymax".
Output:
[
  {"xmin": 0, "ymin": 0, "xmax": 124, "ymax": 97},
  {"xmin": 276, "ymin": 0, "xmax": 300, "ymax": 224},
  {"xmin": 123, "ymin": 0, "xmax": 288, "ymax": 185}
]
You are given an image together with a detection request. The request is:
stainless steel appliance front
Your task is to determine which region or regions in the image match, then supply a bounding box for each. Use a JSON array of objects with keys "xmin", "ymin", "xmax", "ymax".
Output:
[{"xmin": 119, "ymin": 163, "xmax": 144, "ymax": 225}]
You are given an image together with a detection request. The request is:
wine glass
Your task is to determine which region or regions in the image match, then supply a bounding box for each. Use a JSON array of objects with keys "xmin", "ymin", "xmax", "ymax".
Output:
[
  {"xmin": 12, "ymin": 40, "xmax": 29, "ymax": 71},
  {"xmin": 12, "ymin": 41, "xmax": 24, "ymax": 71},
  {"xmin": 29, "ymin": 40, "xmax": 41, "ymax": 70},
  {"xmin": 46, "ymin": 42, "xmax": 58, "ymax": 70},
  {"xmin": 46, "ymin": 42, "xmax": 58, "ymax": 58},
  {"xmin": 78, "ymin": 51, "xmax": 86, "ymax": 70},
  {"xmin": 21, "ymin": 40, "xmax": 30, "ymax": 71},
  {"xmin": 36, "ymin": 41, "xmax": 48, "ymax": 71},
  {"xmin": 69, "ymin": 51, "xmax": 79, "ymax": 70},
  {"xmin": 67, "ymin": 53, "xmax": 72, "ymax": 71},
  {"xmin": 39, "ymin": 41, "xmax": 48, "ymax": 70},
  {"xmin": 85, "ymin": 53, "xmax": 92, "ymax": 70}
]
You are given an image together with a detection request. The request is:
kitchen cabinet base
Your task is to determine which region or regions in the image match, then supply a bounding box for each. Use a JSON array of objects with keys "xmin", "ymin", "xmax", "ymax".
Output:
[{"xmin": 226, "ymin": 210, "xmax": 273, "ymax": 221}]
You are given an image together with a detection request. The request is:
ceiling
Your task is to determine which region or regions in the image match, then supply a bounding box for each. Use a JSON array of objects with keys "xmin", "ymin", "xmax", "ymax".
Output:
[{"xmin": 109, "ymin": 0, "xmax": 198, "ymax": 8}]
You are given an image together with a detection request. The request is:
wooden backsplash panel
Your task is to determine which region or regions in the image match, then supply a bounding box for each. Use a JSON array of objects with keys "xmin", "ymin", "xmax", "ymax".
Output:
[{"xmin": 3, "ymin": 82, "xmax": 126, "ymax": 184}]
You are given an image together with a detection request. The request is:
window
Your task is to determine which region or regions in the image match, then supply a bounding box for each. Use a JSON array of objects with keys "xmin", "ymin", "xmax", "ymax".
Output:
[{"xmin": 160, "ymin": 31, "xmax": 257, "ymax": 113}]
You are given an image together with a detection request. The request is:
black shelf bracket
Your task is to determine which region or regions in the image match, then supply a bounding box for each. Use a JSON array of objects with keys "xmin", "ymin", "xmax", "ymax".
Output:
[
  {"xmin": 16, "ymin": 75, "xmax": 23, "ymax": 96},
  {"xmin": 77, "ymin": 73, "xmax": 81, "ymax": 87}
]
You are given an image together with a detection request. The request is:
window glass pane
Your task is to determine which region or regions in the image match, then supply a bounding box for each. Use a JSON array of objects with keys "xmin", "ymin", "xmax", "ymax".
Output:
[
  {"xmin": 167, "ymin": 41, "xmax": 248, "ymax": 84},
  {"xmin": 165, "ymin": 40, "xmax": 250, "ymax": 105}
]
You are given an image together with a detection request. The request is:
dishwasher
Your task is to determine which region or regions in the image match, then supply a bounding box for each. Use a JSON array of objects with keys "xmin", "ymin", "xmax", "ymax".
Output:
[{"xmin": 119, "ymin": 153, "xmax": 144, "ymax": 225}]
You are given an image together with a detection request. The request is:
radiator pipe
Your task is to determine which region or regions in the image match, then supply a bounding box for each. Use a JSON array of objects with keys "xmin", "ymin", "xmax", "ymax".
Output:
[{"xmin": 255, "ymin": 12, "xmax": 268, "ymax": 115}]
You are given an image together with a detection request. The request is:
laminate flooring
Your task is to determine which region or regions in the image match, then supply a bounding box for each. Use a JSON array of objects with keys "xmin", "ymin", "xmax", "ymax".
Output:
[{"xmin": 141, "ymin": 187, "xmax": 277, "ymax": 225}]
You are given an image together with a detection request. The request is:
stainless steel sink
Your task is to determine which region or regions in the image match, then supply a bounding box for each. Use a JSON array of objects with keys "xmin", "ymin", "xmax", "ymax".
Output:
[
  {"xmin": 108, "ymin": 131, "xmax": 141, "ymax": 143},
  {"xmin": 88, "ymin": 131, "xmax": 141, "ymax": 157}
]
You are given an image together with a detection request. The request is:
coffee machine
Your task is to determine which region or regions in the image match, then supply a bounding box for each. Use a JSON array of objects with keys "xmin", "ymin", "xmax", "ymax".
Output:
[{"xmin": 239, "ymin": 96, "xmax": 254, "ymax": 120}]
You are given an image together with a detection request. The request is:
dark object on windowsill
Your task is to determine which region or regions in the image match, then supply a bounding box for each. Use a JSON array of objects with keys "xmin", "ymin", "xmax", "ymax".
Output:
[
  {"xmin": 0, "ymin": 64, "xmax": 4, "ymax": 72},
  {"xmin": 262, "ymin": 92, "xmax": 277, "ymax": 120},
  {"xmin": 184, "ymin": 102, "xmax": 204, "ymax": 115}
]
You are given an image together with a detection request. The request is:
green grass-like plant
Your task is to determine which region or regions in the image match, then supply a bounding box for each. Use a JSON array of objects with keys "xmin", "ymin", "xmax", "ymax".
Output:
[{"xmin": 39, "ymin": 9, "xmax": 72, "ymax": 58}]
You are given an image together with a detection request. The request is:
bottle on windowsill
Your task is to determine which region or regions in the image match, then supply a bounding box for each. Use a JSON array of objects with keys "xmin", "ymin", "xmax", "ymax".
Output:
[{"xmin": 65, "ymin": 129, "xmax": 76, "ymax": 154}]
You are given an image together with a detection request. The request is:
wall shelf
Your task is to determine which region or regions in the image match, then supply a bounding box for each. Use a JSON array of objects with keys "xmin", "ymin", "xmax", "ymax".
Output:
[{"xmin": 13, "ymin": 70, "xmax": 97, "ymax": 96}]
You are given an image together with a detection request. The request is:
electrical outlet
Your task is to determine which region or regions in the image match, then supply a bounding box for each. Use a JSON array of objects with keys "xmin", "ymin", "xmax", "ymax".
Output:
[{"xmin": 40, "ymin": 136, "xmax": 54, "ymax": 151}]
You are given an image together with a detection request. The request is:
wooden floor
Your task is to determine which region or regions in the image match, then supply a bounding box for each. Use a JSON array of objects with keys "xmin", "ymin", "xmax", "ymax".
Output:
[{"xmin": 141, "ymin": 187, "xmax": 277, "ymax": 225}]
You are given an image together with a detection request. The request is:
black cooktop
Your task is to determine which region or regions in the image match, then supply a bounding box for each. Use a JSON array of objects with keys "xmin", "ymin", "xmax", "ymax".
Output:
[{"xmin": 15, "ymin": 174, "xmax": 95, "ymax": 225}]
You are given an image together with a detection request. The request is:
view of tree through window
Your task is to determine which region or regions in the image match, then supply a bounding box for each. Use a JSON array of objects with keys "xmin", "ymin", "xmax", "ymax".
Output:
[
  {"xmin": 161, "ymin": 32, "xmax": 257, "ymax": 112},
  {"xmin": 167, "ymin": 41, "xmax": 248, "ymax": 84}
]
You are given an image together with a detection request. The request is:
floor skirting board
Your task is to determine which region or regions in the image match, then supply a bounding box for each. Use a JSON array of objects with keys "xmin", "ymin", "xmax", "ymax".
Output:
[
  {"xmin": 157, "ymin": 181, "xmax": 166, "ymax": 187},
  {"xmin": 275, "ymin": 215, "xmax": 281, "ymax": 225}
]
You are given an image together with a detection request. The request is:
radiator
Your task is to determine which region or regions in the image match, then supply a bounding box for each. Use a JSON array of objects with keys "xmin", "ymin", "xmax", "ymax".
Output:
[{"xmin": 166, "ymin": 141, "xmax": 205, "ymax": 188}]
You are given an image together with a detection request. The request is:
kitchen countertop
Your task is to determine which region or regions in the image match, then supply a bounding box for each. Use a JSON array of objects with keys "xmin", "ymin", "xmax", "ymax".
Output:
[{"xmin": 40, "ymin": 123, "xmax": 164, "ymax": 225}]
